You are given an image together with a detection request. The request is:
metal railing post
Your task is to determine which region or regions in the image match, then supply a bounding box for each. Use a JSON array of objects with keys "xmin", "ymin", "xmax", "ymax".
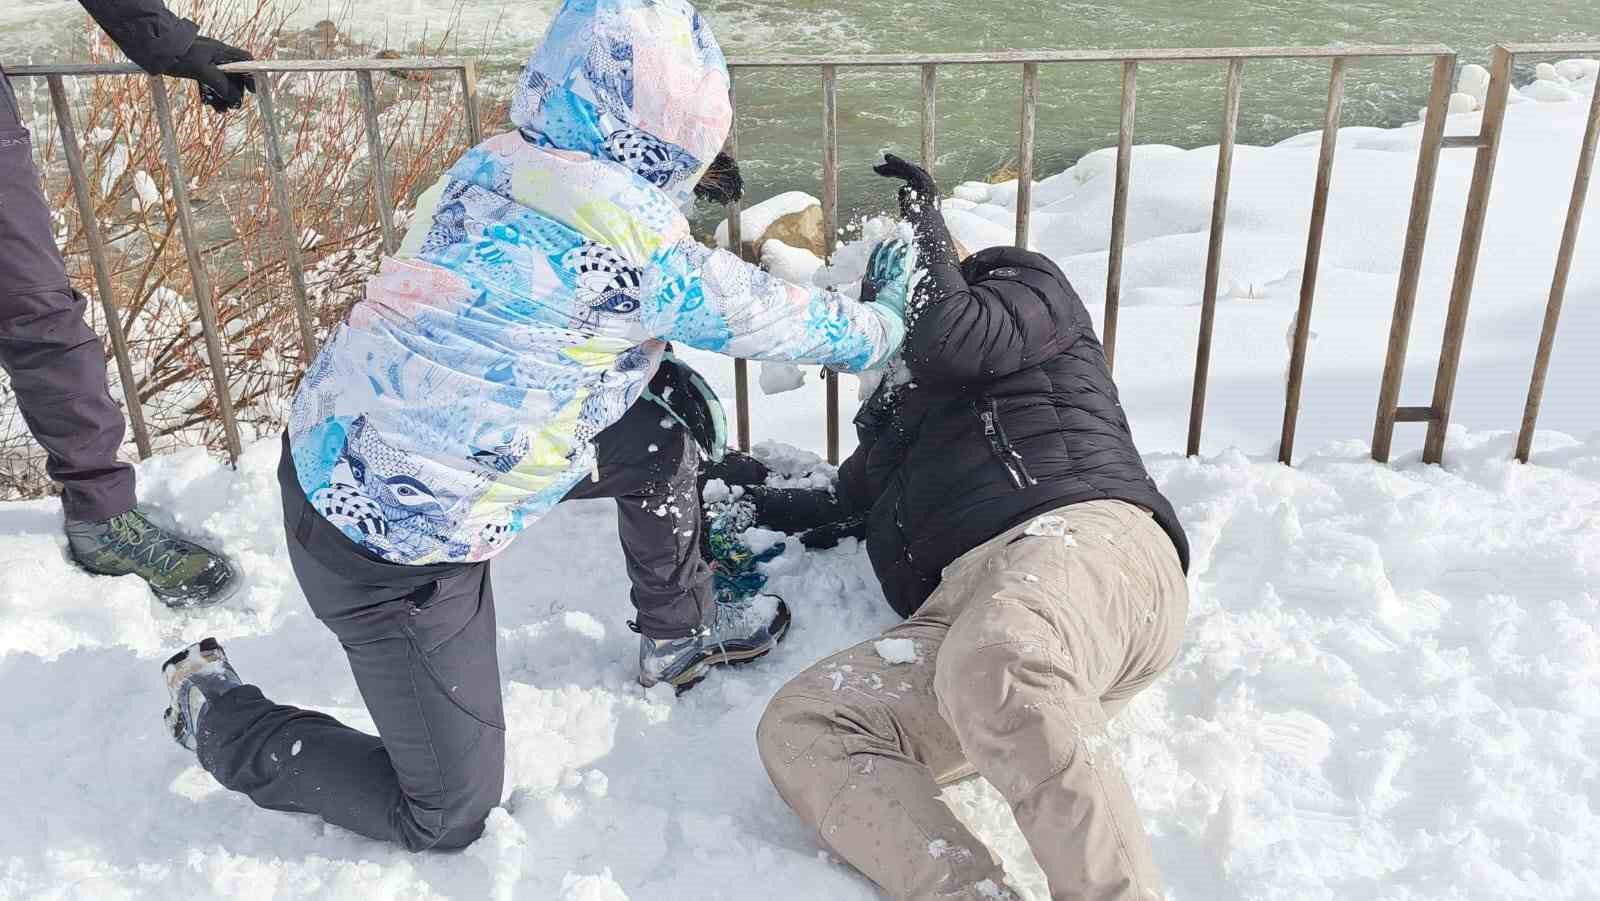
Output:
[
  {"xmin": 47, "ymin": 74, "xmax": 153, "ymax": 459},
  {"xmin": 822, "ymin": 64, "xmax": 840, "ymax": 464},
  {"xmin": 356, "ymin": 69, "xmax": 399, "ymax": 255},
  {"xmin": 459, "ymin": 59, "xmax": 484, "ymax": 145},
  {"xmin": 724, "ymin": 67, "xmax": 752, "ymax": 453},
  {"xmin": 148, "ymin": 74, "xmax": 243, "ymax": 463},
  {"xmin": 1104, "ymin": 59, "xmax": 1137, "ymax": 371},
  {"xmin": 921, "ymin": 64, "xmax": 938, "ymax": 171},
  {"xmin": 1015, "ymin": 62, "xmax": 1040, "ymax": 247},
  {"xmin": 1186, "ymin": 57, "xmax": 1244, "ymax": 457},
  {"xmin": 1371, "ymin": 53, "xmax": 1456, "ymax": 462},
  {"xmin": 1423, "ymin": 46, "xmax": 1513, "ymax": 464},
  {"xmin": 1279, "ymin": 56, "xmax": 1347, "ymax": 465},
  {"xmin": 253, "ymin": 73, "xmax": 319, "ymax": 361},
  {"xmin": 1516, "ymin": 57, "xmax": 1600, "ymax": 463}
]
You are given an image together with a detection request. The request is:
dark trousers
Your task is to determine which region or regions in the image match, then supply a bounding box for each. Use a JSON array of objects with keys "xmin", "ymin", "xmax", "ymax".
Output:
[
  {"xmin": 198, "ymin": 407, "xmax": 710, "ymax": 850},
  {"xmin": 0, "ymin": 65, "xmax": 134, "ymax": 522}
]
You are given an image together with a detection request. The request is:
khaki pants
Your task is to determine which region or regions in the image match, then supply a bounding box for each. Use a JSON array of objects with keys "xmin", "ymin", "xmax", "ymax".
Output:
[{"xmin": 758, "ymin": 500, "xmax": 1188, "ymax": 901}]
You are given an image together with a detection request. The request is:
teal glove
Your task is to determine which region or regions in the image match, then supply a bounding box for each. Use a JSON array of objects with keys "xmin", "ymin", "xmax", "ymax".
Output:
[{"xmin": 859, "ymin": 238, "xmax": 915, "ymax": 318}]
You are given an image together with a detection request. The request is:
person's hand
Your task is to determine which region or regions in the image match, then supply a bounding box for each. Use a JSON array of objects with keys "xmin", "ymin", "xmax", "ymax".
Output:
[
  {"xmin": 166, "ymin": 36, "xmax": 256, "ymax": 113},
  {"xmin": 858, "ymin": 238, "xmax": 913, "ymax": 317},
  {"xmin": 873, "ymin": 153, "xmax": 938, "ymax": 218}
]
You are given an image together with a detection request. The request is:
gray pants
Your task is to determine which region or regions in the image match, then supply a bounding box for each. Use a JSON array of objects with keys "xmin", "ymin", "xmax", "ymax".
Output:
[
  {"xmin": 758, "ymin": 501, "xmax": 1189, "ymax": 900},
  {"xmin": 0, "ymin": 65, "xmax": 135, "ymax": 522},
  {"xmin": 197, "ymin": 408, "xmax": 710, "ymax": 851}
]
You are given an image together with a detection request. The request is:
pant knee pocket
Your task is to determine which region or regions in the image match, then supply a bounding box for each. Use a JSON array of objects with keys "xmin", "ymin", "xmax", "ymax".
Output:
[{"xmin": 403, "ymin": 573, "xmax": 504, "ymax": 730}]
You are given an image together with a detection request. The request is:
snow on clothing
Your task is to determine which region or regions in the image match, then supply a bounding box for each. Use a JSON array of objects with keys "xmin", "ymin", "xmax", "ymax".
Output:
[
  {"xmin": 287, "ymin": 0, "xmax": 909, "ymax": 566},
  {"xmin": 760, "ymin": 501, "xmax": 1189, "ymax": 901},
  {"xmin": 837, "ymin": 243, "xmax": 1190, "ymax": 618}
]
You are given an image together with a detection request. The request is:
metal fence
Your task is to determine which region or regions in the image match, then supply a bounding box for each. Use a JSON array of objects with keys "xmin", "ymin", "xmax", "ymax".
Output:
[
  {"xmin": 8, "ymin": 57, "xmax": 483, "ymax": 464},
  {"xmin": 11, "ymin": 42, "xmax": 1598, "ymax": 471}
]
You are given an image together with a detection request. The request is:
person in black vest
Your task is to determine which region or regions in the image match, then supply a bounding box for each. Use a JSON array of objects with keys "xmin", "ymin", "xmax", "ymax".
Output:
[
  {"xmin": 0, "ymin": 1, "xmax": 252, "ymax": 605},
  {"xmin": 754, "ymin": 155, "xmax": 1192, "ymax": 900}
]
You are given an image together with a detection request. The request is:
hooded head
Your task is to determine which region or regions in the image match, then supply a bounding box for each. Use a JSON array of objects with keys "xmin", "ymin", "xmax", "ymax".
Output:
[{"xmin": 512, "ymin": 0, "xmax": 734, "ymax": 208}]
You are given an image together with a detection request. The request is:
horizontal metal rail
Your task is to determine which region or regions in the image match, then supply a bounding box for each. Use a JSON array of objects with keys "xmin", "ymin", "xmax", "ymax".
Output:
[{"xmin": 724, "ymin": 45, "xmax": 1455, "ymax": 68}]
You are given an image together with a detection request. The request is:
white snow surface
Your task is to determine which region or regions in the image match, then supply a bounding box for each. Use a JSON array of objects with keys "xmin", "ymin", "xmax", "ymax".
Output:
[
  {"xmin": 2, "ymin": 428, "xmax": 1597, "ymax": 900},
  {"xmin": 3, "ymin": 73, "xmax": 1600, "ymax": 900}
]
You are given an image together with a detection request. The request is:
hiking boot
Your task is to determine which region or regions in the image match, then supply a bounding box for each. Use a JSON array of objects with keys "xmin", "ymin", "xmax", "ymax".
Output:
[
  {"xmin": 66, "ymin": 508, "xmax": 237, "ymax": 608},
  {"xmin": 636, "ymin": 594, "xmax": 791, "ymax": 693},
  {"xmin": 161, "ymin": 637, "xmax": 242, "ymax": 751}
]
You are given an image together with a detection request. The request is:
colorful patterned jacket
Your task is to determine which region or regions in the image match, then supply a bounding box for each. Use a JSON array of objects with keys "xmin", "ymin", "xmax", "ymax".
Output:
[{"xmin": 287, "ymin": 0, "xmax": 909, "ymax": 565}]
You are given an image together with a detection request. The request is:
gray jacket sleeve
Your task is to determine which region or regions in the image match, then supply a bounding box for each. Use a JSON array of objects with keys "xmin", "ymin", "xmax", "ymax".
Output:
[{"xmin": 77, "ymin": 0, "xmax": 199, "ymax": 74}]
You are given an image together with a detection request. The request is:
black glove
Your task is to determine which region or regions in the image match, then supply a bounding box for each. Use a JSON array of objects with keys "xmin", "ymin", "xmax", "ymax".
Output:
[
  {"xmin": 873, "ymin": 153, "xmax": 939, "ymax": 219},
  {"xmin": 799, "ymin": 516, "xmax": 868, "ymax": 550},
  {"xmin": 167, "ymin": 36, "xmax": 256, "ymax": 113}
]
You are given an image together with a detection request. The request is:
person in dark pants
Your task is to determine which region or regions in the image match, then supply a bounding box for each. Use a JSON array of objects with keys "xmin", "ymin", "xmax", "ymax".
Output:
[
  {"xmin": 0, "ymin": 1, "xmax": 254, "ymax": 606},
  {"xmin": 156, "ymin": 0, "xmax": 914, "ymax": 854}
]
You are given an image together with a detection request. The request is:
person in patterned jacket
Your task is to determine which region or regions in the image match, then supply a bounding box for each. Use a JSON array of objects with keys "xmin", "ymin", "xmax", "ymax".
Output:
[{"xmin": 156, "ymin": 0, "xmax": 915, "ymax": 851}]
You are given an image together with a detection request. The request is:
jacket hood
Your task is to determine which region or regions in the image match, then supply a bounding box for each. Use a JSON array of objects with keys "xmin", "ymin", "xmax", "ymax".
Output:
[{"xmin": 511, "ymin": 0, "xmax": 733, "ymax": 207}]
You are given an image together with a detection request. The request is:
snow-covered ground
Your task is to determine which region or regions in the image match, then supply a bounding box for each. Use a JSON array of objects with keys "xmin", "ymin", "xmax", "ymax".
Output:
[{"xmin": 2, "ymin": 65, "xmax": 1598, "ymax": 900}]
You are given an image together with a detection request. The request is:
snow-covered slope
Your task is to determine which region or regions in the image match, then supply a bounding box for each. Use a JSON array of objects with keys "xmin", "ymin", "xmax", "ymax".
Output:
[{"xmin": 1, "ymin": 429, "xmax": 1596, "ymax": 899}]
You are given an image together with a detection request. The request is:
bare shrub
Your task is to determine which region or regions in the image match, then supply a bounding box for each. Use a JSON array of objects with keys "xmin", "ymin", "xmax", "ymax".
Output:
[{"xmin": 2, "ymin": 0, "xmax": 505, "ymax": 501}]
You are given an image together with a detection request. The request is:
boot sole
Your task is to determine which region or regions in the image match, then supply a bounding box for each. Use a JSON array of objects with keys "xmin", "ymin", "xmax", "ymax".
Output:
[
  {"xmin": 653, "ymin": 601, "xmax": 793, "ymax": 696},
  {"xmin": 162, "ymin": 636, "xmax": 222, "ymax": 674}
]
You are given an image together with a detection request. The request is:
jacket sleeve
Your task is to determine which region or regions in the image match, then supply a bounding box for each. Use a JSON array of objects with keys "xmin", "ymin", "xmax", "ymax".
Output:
[
  {"xmin": 835, "ymin": 445, "xmax": 873, "ymax": 514},
  {"xmin": 640, "ymin": 238, "xmax": 904, "ymax": 374},
  {"xmin": 899, "ymin": 207, "xmax": 1075, "ymax": 384},
  {"xmin": 77, "ymin": 0, "xmax": 199, "ymax": 74}
]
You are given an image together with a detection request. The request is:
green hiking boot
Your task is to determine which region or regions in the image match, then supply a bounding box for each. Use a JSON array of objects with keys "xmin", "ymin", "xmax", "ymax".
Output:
[{"xmin": 66, "ymin": 508, "xmax": 237, "ymax": 608}]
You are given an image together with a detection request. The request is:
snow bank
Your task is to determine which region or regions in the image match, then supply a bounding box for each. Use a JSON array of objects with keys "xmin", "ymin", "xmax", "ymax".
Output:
[{"xmin": 2, "ymin": 428, "xmax": 1598, "ymax": 899}]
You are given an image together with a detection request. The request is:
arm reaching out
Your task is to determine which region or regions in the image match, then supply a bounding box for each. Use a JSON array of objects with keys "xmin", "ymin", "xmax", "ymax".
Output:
[
  {"xmin": 77, "ymin": 0, "xmax": 256, "ymax": 112},
  {"xmin": 874, "ymin": 153, "xmax": 1073, "ymax": 383},
  {"xmin": 641, "ymin": 237, "xmax": 907, "ymax": 373}
]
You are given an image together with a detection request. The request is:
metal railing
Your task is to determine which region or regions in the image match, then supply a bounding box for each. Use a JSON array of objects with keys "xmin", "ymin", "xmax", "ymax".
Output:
[
  {"xmin": 8, "ymin": 57, "xmax": 484, "ymax": 464},
  {"xmin": 11, "ymin": 43, "xmax": 1596, "ymax": 471},
  {"xmin": 1369, "ymin": 42, "xmax": 1600, "ymax": 464},
  {"xmin": 724, "ymin": 45, "xmax": 1463, "ymax": 464}
]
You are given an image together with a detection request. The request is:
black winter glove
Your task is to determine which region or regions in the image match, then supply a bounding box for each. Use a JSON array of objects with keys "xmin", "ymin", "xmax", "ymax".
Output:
[
  {"xmin": 799, "ymin": 516, "xmax": 868, "ymax": 550},
  {"xmin": 873, "ymin": 153, "xmax": 939, "ymax": 219},
  {"xmin": 167, "ymin": 36, "xmax": 256, "ymax": 113}
]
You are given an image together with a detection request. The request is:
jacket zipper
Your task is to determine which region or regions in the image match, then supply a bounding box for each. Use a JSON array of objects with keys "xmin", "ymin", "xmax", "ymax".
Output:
[{"xmin": 978, "ymin": 398, "xmax": 1037, "ymax": 489}]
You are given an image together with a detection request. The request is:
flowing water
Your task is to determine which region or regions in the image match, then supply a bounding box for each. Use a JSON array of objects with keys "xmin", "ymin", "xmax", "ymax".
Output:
[{"xmin": 4, "ymin": 0, "xmax": 1597, "ymax": 218}]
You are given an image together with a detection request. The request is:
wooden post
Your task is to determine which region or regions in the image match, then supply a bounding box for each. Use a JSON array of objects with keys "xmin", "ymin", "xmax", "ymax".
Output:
[
  {"xmin": 1186, "ymin": 58, "xmax": 1244, "ymax": 458},
  {"xmin": 1423, "ymin": 46, "xmax": 1513, "ymax": 465},
  {"xmin": 254, "ymin": 74, "xmax": 319, "ymax": 362},
  {"xmin": 459, "ymin": 58, "xmax": 483, "ymax": 145},
  {"xmin": 356, "ymin": 70, "xmax": 398, "ymax": 255},
  {"xmin": 1015, "ymin": 62, "xmax": 1040, "ymax": 247},
  {"xmin": 149, "ymin": 75, "xmax": 242, "ymax": 463},
  {"xmin": 921, "ymin": 64, "xmax": 938, "ymax": 171},
  {"xmin": 822, "ymin": 65, "xmax": 840, "ymax": 464},
  {"xmin": 47, "ymin": 75, "xmax": 153, "ymax": 459},
  {"xmin": 1104, "ymin": 60, "xmax": 1137, "ymax": 371},
  {"xmin": 1515, "ymin": 61, "xmax": 1600, "ymax": 463},
  {"xmin": 723, "ymin": 68, "xmax": 751, "ymax": 453},
  {"xmin": 1371, "ymin": 54, "xmax": 1456, "ymax": 462},
  {"xmin": 1279, "ymin": 57, "xmax": 1347, "ymax": 465}
]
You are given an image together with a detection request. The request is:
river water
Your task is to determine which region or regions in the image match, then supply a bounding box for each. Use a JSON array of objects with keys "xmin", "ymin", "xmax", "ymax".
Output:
[{"xmin": 4, "ymin": 0, "xmax": 1597, "ymax": 218}]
